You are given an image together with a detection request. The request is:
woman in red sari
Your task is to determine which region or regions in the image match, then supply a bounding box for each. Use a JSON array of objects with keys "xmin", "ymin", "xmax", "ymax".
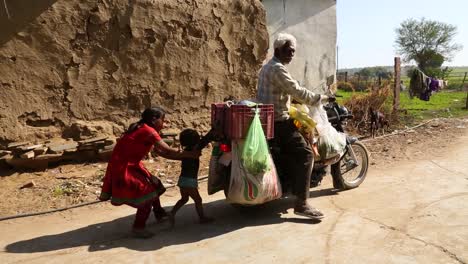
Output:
[{"xmin": 99, "ymin": 107, "xmax": 199, "ymax": 238}]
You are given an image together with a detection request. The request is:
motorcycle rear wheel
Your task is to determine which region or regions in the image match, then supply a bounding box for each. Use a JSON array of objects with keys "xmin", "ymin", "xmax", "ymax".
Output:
[{"xmin": 331, "ymin": 141, "xmax": 369, "ymax": 190}]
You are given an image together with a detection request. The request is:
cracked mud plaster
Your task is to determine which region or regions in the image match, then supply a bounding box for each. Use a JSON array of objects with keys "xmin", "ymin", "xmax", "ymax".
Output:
[{"xmin": 0, "ymin": 0, "xmax": 269, "ymax": 143}]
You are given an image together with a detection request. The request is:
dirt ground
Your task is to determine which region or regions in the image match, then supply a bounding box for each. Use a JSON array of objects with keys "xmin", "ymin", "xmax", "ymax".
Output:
[
  {"xmin": 1, "ymin": 119, "xmax": 467, "ymax": 264},
  {"xmin": 0, "ymin": 117, "xmax": 467, "ymax": 218}
]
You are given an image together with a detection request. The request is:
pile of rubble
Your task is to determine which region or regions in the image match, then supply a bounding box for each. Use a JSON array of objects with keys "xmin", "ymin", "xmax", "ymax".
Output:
[
  {"xmin": 0, "ymin": 136, "xmax": 116, "ymax": 170},
  {"xmin": 0, "ymin": 131, "xmax": 179, "ymax": 171}
]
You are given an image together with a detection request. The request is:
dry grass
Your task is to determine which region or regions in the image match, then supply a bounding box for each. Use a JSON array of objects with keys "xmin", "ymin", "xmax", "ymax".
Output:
[{"xmin": 342, "ymin": 86, "xmax": 397, "ymax": 134}]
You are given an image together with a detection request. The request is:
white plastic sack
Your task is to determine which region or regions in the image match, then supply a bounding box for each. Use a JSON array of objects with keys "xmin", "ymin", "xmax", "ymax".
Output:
[
  {"xmin": 227, "ymin": 140, "xmax": 282, "ymax": 205},
  {"xmin": 207, "ymin": 154, "xmax": 226, "ymax": 195},
  {"xmin": 309, "ymin": 101, "xmax": 347, "ymax": 160}
]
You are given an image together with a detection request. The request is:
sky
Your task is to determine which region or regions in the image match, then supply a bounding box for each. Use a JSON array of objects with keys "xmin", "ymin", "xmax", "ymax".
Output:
[{"xmin": 337, "ymin": 0, "xmax": 468, "ymax": 69}]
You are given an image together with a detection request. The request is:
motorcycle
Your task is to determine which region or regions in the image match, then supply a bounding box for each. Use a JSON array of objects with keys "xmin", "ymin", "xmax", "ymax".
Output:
[
  {"xmin": 207, "ymin": 100, "xmax": 369, "ymax": 204},
  {"xmin": 313, "ymin": 101, "xmax": 369, "ymax": 190}
]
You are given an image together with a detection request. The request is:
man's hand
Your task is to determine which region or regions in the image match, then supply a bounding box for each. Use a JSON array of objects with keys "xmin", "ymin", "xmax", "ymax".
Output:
[{"xmin": 320, "ymin": 95, "xmax": 335, "ymax": 103}]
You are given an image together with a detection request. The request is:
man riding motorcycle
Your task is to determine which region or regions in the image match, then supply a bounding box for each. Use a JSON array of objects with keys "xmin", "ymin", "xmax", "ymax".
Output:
[{"xmin": 256, "ymin": 33, "xmax": 335, "ymax": 220}]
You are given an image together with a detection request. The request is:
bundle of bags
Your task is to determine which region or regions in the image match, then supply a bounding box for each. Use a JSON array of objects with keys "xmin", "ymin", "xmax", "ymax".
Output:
[
  {"xmin": 290, "ymin": 102, "xmax": 346, "ymax": 161},
  {"xmin": 225, "ymin": 101, "xmax": 346, "ymax": 205},
  {"xmin": 227, "ymin": 108, "xmax": 282, "ymax": 205}
]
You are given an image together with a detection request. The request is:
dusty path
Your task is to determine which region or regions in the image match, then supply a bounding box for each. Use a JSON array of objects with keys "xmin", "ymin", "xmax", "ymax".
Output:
[{"xmin": 1, "ymin": 130, "xmax": 467, "ymax": 264}]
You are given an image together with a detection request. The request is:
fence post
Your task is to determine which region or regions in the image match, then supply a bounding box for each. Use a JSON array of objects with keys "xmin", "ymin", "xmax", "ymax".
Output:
[
  {"xmin": 465, "ymin": 89, "xmax": 468, "ymax": 109},
  {"xmin": 393, "ymin": 57, "xmax": 401, "ymax": 111},
  {"xmin": 357, "ymin": 73, "xmax": 361, "ymax": 91},
  {"xmin": 462, "ymin": 72, "xmax": 467, "ymax": 88},
  {"xmin": 344, "ymin": 71, "xmax": 348, "ymax": 82}
]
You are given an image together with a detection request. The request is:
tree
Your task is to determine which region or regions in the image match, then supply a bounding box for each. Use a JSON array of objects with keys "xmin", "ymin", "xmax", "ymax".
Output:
[
  {"xmin": 395, "ymin": 18, "xmax": 462, "ymax": 72},
  {"xmin": 357, "ymin": 67, "xmax": 392, "ymax": 79}
]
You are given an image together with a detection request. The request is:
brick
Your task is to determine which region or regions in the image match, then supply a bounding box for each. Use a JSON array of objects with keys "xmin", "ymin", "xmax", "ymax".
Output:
[
  {"xmin": 7, "ymin": 141, "xmax": 30, "ymax": 149},
  {"xmin": 33, "ymin": 147, "xmax": 48, "ymax": 155},
  {"xmin": 35, "ymin": 153, "xmax": 63, "ymax": 161},
  {"xmin": 64, "ymin": 148, "xmax": 78, "ymax": 153},
  {"xmin": 48, "ymin": 142, "xmax": 79, "ymax": 153},
  {"xmin": 78, "ymin": 136, "xmax": 108, "ymax": 146},
  {"xmin": 20, "ymin": 151, "xmax": 35, "ymax": 159},
  {"xmin": 104, "ymin": 138, "xmax": 116, "ymax": 146},
  {"xmin": 18, "ymin": 144, "xmax": 44, "ymax": 152},
  {"xmin": 102, "ymin": 144, "xmax": 115, "ymax": 151},
  {"xmin": 0, "ymin": 150, "xmax": 12, "ymax": 157},
  {"xmin": 20, "ymin": 180, "xmax": 36, "ymax": 189},
  {"xmin": 78, "ymin": 144, "xmax": 98, "ymax": 151}
]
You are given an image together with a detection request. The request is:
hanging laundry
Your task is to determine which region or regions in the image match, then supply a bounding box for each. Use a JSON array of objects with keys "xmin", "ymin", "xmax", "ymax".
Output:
[
  {"xmin": 429, "ymin": 77, "xmax": 440, "ymax": 92},
  {"xmin": 409, "ymin": 69, "xmax": 442, "ymax": 101},
  {"xmin": 438, "ymin": 79, "xmax": 445, "ymax": 89},
  {"xmin": 409, "ymin": 69, "xmax": 428, "ymax": 100}
]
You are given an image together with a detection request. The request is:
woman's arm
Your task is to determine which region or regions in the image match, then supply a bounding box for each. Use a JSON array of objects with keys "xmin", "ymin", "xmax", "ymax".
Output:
[{"xmin": 153, "ymin": 140, "xmax": 200, "ymax": 160}]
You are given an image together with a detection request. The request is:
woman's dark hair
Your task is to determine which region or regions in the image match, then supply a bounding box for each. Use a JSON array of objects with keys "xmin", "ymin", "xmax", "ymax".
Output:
[
  {"xmin": 125, "ymin": 107, "xmax": 166, "ymax": 134},
  {"xmin": 179, "ymin": 129, "xmax": 200, "ymax": 150}
]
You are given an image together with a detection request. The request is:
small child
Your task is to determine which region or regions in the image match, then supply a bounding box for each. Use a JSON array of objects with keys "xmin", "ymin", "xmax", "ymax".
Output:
[{"xmin": 170, "ymin": 129, "xmax": 214, "ymax": 226}]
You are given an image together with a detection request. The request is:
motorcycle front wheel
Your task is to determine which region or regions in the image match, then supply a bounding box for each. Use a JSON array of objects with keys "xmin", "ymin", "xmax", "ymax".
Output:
[{"xmin": 330, "ymin": 141, "xmax": 369, "ymax": 190}]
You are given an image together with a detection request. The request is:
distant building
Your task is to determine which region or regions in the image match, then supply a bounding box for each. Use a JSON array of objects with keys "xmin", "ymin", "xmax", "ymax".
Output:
[{"xmin": 262, "ymin": 0, "xmax": 337, "ymax": 93}]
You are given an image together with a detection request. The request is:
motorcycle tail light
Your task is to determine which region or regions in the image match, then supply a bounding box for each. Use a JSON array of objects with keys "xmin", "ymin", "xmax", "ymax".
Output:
[{"xmin": 219, "ymin": 143, "xmax": 231, "ymax": 152}]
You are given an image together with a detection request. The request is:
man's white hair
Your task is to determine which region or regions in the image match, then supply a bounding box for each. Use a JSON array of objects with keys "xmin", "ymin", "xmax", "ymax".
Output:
[{"xmin": 273, "ymin": 33, "xmax": 297, "ymax": 50}]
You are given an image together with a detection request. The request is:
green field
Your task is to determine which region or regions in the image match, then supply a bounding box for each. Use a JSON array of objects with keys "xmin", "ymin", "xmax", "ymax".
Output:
[
  {"xmin": 401, "ymin": 67, "xmax": 468, "ymax": 90},
  {"xmin": 335, "ymin": 90, "xmax": 468, "ymax": 122},
  {"xmin": 399, "ymin": 91, "xmax": 467, "ymax": 120},
  {"xmin": 451, "ymin": 67, "xmax": 468, "ymax": 73}
]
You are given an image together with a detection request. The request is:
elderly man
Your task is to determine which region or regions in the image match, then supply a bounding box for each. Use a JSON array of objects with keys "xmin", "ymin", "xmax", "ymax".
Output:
[{"xmin": 257, "ymin": 33, "xmax": 334, "ymax": 220}]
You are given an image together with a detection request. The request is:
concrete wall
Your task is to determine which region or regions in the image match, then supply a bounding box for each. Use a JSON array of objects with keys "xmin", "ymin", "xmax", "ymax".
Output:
[{"xmin": 262, "ymin": 0, "xmax": 337, "ymax": 93}]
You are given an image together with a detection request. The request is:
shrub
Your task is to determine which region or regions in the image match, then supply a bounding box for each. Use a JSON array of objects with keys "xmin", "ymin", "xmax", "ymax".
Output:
[
  {"xmin": 337, "ymin": 81, "xmax": 354, "ymax": 92},
  {"xmin": 343, "ymin": 86, "xmax": 394, "ymax": 133}
]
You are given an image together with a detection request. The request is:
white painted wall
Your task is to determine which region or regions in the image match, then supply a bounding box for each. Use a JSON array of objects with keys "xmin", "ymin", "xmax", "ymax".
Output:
[{"xmin": 262, "ymin": 0, "xmax": 337, "ymax": 93}]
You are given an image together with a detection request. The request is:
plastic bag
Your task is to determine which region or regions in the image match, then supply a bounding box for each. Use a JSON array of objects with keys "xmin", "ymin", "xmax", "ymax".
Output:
[
  {"xmin": 228, "ymin": 141, "xmax": 282, "ymax": 205},
  {"xmin": 289, "ymin": 104, "xmax": 317, "ymax": 133},
  {"xmin": 207, "ymin": 153, "xmax": 226, "ymax": 195},
  {"xmin": 241, "ymin": 109, "xmax": 270, "ymax": 175},
  {"xmin": 309, "ymin": 101, "xmax": 346, "ymax": 160}
]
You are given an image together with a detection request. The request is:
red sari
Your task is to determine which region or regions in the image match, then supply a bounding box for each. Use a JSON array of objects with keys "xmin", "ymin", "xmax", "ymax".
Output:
[{"xmin": 99, "ymin": 124, "xmax": 164, "ymax": 207}]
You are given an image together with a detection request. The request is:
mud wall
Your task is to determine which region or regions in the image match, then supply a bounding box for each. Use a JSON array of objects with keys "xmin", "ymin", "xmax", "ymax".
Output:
[{"xmin": 0, "ymin": 0, "xmax": 268, "ymax": 143}]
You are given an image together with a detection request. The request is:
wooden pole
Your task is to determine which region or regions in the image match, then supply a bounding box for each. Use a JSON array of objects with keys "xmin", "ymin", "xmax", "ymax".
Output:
[
  {"xmin": 462, "ymin": 72, "xmax": 468, "ymax": 110},
  {"xmin": 393, "ymin": 57, "xmax": 401, "ymax": 111},
  {"xmin": 345, "ymin": 71, "xmax": 348, "ymax": 82},
  {"xmin": 357, "ymin": 73, "xmax": 361, "ymax": 91},
  {"xmin": 465, "ymin": 88, "xmax": 468, "ymax": 110},
  {"xmin": 462, "ymin": 72, "xmax": 467, "ymax": 88}
]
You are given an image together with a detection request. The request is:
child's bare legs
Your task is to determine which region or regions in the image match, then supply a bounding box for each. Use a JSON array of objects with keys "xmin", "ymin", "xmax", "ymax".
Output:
[
  {"xmin": 170, "ymin": 187, "xmax": 214, "ymax": 226},
  {"xmin": 187, "ymin": 188, "xmax": 214, "ymax": 223},
  {"xmin": 169, "ymin": 189, "xmax": 190, "ymax": 227}
]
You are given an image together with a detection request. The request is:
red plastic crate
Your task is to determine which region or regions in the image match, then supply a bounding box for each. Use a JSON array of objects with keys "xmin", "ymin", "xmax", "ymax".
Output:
[
  {"xmin": 211, "ymin": 103, "xmax": 274, "ymax": 139},
  {"xmin": 211, "ymin": 103, "xmax": 228, "ymax": 136}
]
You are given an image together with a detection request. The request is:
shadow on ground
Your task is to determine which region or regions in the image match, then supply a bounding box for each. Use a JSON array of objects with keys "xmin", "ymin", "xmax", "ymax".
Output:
[{"xmin": 5, "ymin": 194, "xmax": 325, "ymax": 253}]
